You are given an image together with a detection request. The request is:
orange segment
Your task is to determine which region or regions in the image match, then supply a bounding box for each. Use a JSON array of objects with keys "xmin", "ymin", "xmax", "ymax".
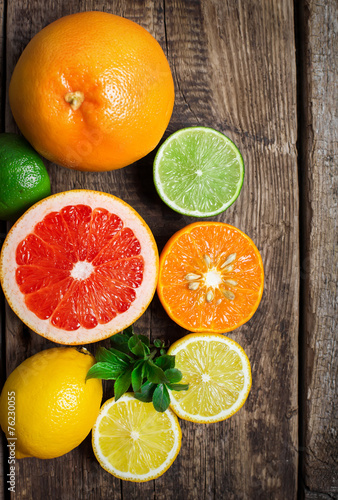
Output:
[{"xmin": 158, "ymin": 222, "xmax": 264, "ymax": 333}]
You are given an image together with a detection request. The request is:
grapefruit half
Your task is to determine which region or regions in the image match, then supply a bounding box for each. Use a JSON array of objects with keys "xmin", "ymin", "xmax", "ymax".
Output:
[{"xmin": 0, "ymin": 190, "xmax": 158, "ymax": 344}]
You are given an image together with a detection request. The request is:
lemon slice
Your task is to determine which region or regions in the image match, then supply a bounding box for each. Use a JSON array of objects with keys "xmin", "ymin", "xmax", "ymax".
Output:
[
  {"xmin": 167, "ymin": 333, "xmax": 252, "ymax": 423},
  {"xmin": 92, "ymin": 393, "xmax": 182, "ymax": 482}
]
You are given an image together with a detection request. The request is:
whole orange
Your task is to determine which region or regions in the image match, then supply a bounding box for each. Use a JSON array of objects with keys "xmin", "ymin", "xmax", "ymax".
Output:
[{"xmin": 9, "ymin": 12, "xmax": 174, "ymax": 172}]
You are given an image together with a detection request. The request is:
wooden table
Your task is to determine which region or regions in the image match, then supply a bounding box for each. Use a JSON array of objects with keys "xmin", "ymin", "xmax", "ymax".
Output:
[{"xmin": 0, "ymin": 1, "xmax": 336, "ymax": 499}]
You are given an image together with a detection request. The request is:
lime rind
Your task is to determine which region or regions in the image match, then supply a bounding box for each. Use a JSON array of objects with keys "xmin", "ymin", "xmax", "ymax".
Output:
[{"xmin": 153, "ymin": 127, "xmax": 244, "ymax": 217}]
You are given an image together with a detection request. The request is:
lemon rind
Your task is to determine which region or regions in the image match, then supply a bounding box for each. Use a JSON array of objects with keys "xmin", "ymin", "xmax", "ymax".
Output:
[
  {"xmin": 168, "ymin": 333, "xmax": 252, "ymax": 423},
  {"xmin": 92, "ymin": 393, "xmax": 182, "ymax": 482}
]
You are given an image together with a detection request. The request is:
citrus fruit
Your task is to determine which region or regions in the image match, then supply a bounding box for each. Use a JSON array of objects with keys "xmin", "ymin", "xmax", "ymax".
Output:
[
  {"xmin": 167, "ymin": 333, "xmax": 251, "ymax": 423},
  {"xmin": 153, "ymin": 127, "xmax": 244, "ymax": 217},
  {"xmin": 158, "ymin": 222, "xmax": 264, "ymax": 333},
  {"xmin": 0, "ymin": 347, "xmax": 102, "ymax": 459},
  {"xmin": 92, "ymin": 393, "xmax": 181, "ymax": 482},
  {"xmin": 9, "ymin": 11, "xmax": 174, "ymax": 172},
  {"xmin": 0, "ymin": 190, "xmax": 158, "ymax": 344},
  {"xmin": 0, "ymin": 133, "xmax": 50, "ymax": 220}
]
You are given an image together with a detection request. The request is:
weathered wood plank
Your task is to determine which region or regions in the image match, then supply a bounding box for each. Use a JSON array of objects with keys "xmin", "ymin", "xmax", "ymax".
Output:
[
  {"xmin": 298, "ymin": 0, "xmax": 338, "ymax": 497},
  {"xmin": 197, "ymin": 2, "xmax": 299, "ymax": 498},
  {"xmin": 0, "ymin": 0, "xmax": 7, "ymax": 497},
  {"xmin": 3, "ymin": 0, "xmax": 299, "ymax": 498},
  {"xmin": 152, "ymin": 1, "xmax": 299, "ymax": 495},
  {"xmin": 303, "ymin": 489, "xmax": 338, "ymax": 500}
]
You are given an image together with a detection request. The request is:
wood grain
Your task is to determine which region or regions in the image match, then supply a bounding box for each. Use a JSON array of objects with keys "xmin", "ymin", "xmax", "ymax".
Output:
[
  {"xmin": 0, "ymin": 0, "xmax": 7, "ymax": 497},
  {"xmin": 298, "ymin": 0, "xmax": 338, "ymax": 497},
  {"xmin": 2, "ymin": 0, "xmax": 299, "ymax": 498}
]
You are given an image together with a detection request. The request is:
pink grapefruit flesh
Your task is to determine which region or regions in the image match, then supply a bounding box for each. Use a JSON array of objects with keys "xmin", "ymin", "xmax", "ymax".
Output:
[{"xmin": 0, "ymin": 190, "xmax": 158, "ymax": 344}]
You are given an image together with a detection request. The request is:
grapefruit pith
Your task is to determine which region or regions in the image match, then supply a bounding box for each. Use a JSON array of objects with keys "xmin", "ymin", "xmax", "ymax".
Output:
[{"xmin": 0, "ymin": 190, "xmax": 158, "ymax": 344}]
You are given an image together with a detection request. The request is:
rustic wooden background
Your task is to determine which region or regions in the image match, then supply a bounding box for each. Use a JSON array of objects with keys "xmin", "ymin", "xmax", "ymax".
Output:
[{"xmin": 0, "ymin": 0, "xmax": 336, "ymax": 499}]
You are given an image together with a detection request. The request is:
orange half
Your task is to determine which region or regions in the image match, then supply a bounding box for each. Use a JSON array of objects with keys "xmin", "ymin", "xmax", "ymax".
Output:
[{"xmin": 157, "ymin": 222, "xmax": 264, "ymax": 333}]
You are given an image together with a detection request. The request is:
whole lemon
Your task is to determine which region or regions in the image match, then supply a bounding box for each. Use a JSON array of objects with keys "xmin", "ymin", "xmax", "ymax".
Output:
[{"xmin": 0, "ymin": 348, "xmax": 102, "ymax": 459}]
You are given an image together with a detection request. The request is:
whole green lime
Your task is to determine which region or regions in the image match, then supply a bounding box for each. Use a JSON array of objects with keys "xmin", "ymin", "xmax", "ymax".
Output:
[{"xmin": 0, "ymin": 133, "xmax": 51, "ymax": 220}]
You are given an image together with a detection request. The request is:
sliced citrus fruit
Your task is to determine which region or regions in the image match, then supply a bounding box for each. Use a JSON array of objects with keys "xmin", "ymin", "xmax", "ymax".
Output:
[
  {"xmin": 168, "ymin": 333, "xmax": 251, "ymax": 423},
  {"xmin": 92, "ymin": 393, "xmax": 181, "ymax": 482},
  {"xmin": 158, "ymin": 222, "xmax": 264, "ymax": 333},
  {"xmin": 153, "ymin": 127, "xmax": 244, "ymax": 217},
  {"xmin": 0, "ymin": 190, "xmax": 158, "ymax": 344}
]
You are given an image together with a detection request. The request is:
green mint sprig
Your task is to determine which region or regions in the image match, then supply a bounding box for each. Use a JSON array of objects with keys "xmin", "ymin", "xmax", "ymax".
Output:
[{"xmin": 86, "ymin": 324, "xmax": 188, "ymax": 412}]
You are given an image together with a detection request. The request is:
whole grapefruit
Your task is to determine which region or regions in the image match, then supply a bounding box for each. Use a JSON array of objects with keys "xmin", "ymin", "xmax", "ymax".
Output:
[{"xmin": 9, "ymin": 12, "xmax": 174, "ymax": 172}]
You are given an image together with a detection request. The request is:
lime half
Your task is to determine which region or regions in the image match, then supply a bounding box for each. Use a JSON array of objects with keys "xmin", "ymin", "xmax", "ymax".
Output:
[{"xmin": 153, "ymin": 127, "xmax": 244, "ymax": 217}]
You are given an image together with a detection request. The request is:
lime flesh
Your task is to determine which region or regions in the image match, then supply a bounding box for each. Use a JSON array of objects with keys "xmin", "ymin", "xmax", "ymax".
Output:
[
  {"xmin": 0, "ymin": 133, "xmax": 51, "ymax": 220},
  {"xmin": 153, "ymin": 127, "xmax": 244, "ymax": 217}
]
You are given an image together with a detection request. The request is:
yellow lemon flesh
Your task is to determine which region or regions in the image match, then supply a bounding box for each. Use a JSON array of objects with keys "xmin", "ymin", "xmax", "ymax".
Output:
[
  {"xmin": 0, "ymin": 347, "xmax": 102, "ymax": 459},
  {"xmin": 92, "ymin": 393, "xmax": 182, "ymax": 482},
  {"xmin": 168, "ymin": 333, "xmax": 252, "ymax": 423}
]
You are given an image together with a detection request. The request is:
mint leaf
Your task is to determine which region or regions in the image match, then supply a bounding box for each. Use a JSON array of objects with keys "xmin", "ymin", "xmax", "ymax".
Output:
[
  {"xmin": 132, "ymin": 340, "xmax": 145, "ymax": 357},
  {"xmin": 153, "ymin": 339, "xmax": 163, "ymax": 348},
  {"xmin": 88, "ymin": 322, "xmax": 190, "ymax": 413},
  {"xmin": 146, "ymin": 360, "xmax": 169, "ymax": 384},
  {"xmin": 141, "ymin": 361, "xmax": 148, "ymax": 379},
  {"xmin": 131, "ymin": 362, "xmax": 144, "ymax": 392},
  {"xmin": 155, "ymin": 355, "xmax": 175, "ymax": 371},
  {"xmin": 86, "ymin": 362, "xmax": 123, "ymax": 381},
  {"xmin": 110, "ymin": 333, "xmax": 130, "ymax": 354},
  {"xmin": 152, "ymin": 384, "xmax": 170, "ymax": 412},
  {"xmin": 109, "ymin": 347, "xmax": 133, "ymax": 363},
  {"xmin": 138, "ymin": 334, "xmax": 150, "ymax": 347},
  {"xmin": 167, "ymin": 383, "xmax": 189, "ymax": 392},
  {"xmin": 114, "ymin": 367, "xmax": 133, "ymax": 401},
  {"xmin": 127, "ymin": 335, "xmax": 146, "ymax": 357},
  {"xmin": 134, "ymin": 381, "xmax": 156, "ymax": 403},
  {"xmin": 165, "ymin": 368, "xmax": 182, "ymax": 383},
  {"xmin": 128, "ymin": 335, "xmax": 138, "ymax": 349},
  {"xmin": 128, "ymin": 335, "xmax": 151, "ymax": 358},
  {"xmin": 123, "ymin": 325, "xmax": 134, "ymax": 338},
  {"xmin": 95, "ymin": 346, "xmax": 128, "ymax": 367},
  {"xmin": 143, "ymin": 344, "xmax": 151, "ymax": 356}
]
